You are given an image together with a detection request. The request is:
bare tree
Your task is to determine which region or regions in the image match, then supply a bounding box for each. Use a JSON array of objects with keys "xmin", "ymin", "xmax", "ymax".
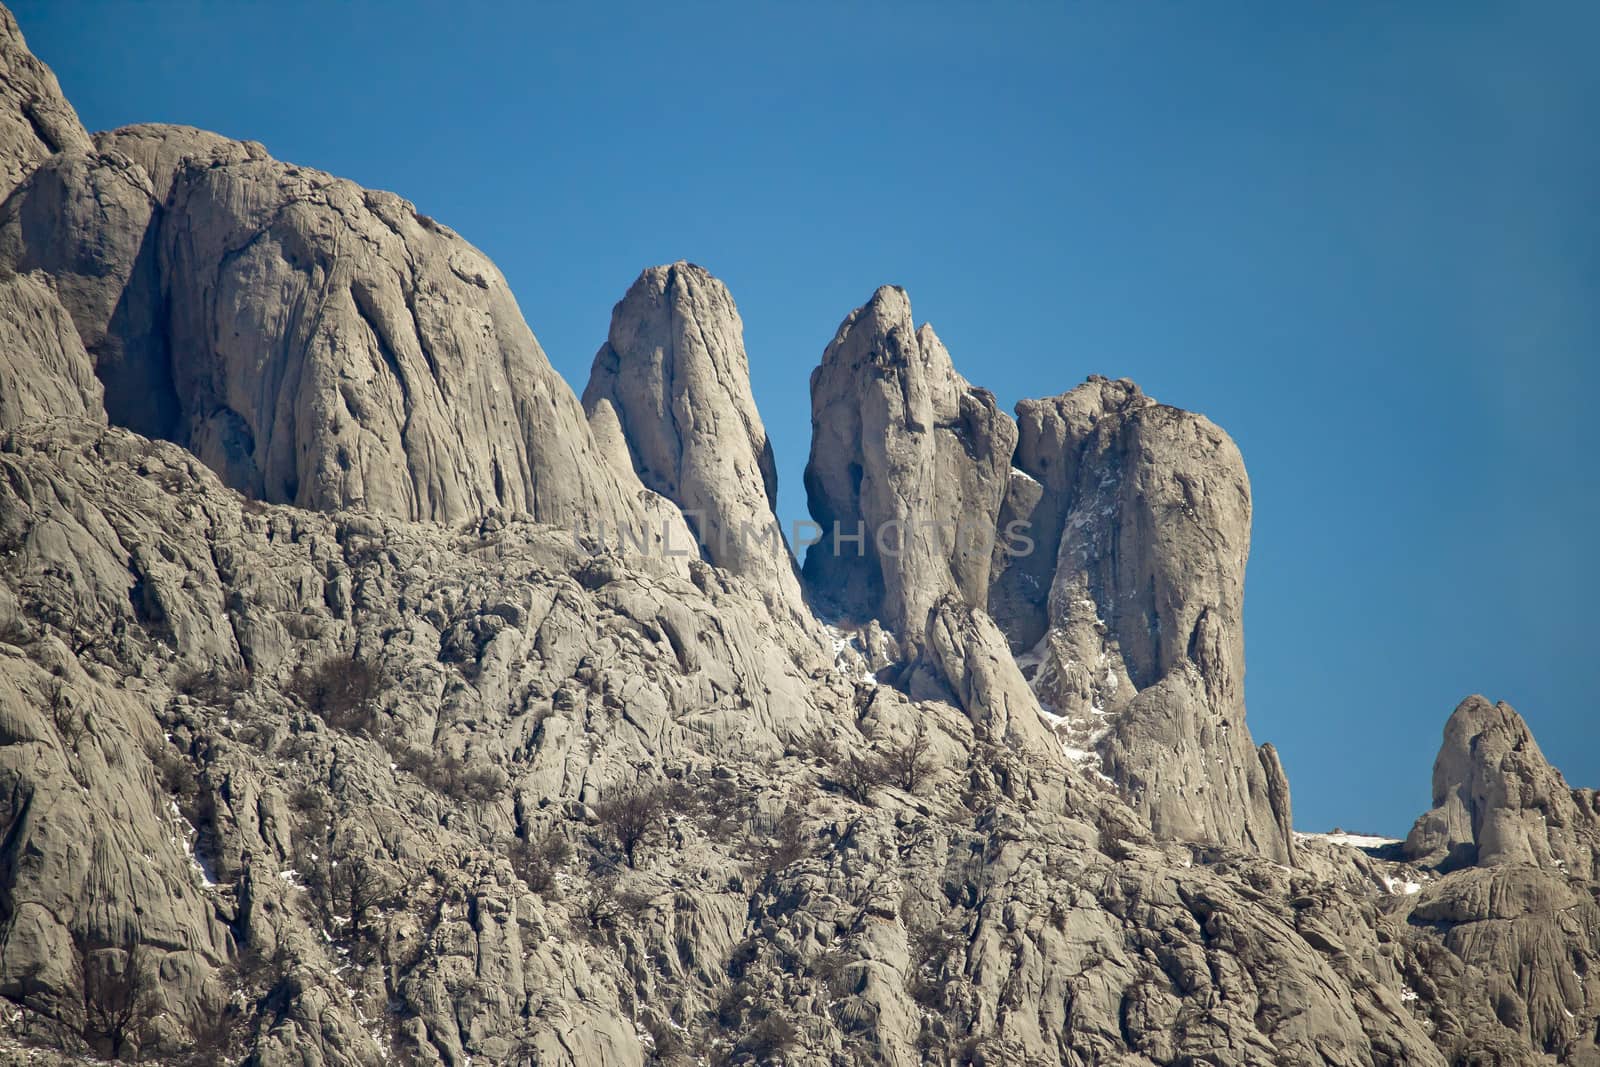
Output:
[
  {"xmin": 289, "ymin": 653, "xmax": 387, "ymax": 733},
  {"xmin": 595, "ymin": 784, "xmax": 668, "ymax": 867},
  {"xmin": 882, "ymin": 719, "xmax": 934, "ymax": 794},
  {"xmin": 79, "ymin": 940, "xmax": 158, "ymax": 1062},
  {"xmin": 510, "ymin": 829, "xmax": 573, "ymax": 896},
  {"xmin": 832, "ymin": 750, "xmax": 889, "ymax": 803},
  {"xmin": 332, "ymin": 854, "xmax": 395, "ymax": 928}
]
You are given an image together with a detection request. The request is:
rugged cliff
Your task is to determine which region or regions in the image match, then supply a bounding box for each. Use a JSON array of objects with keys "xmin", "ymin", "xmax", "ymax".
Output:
[
  {"xmin": 0, "ymin": 7, "xmax": 1597, "ymax": 1066},
  {"xmin": 583, "ymin": 262, "xmax": 807, "ymax": 619}
]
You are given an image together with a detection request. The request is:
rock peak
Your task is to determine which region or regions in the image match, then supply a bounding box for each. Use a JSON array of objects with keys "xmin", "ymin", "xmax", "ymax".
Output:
[
  {"xmin": 802, "ymin": 285, "xmax": 1016, "ymax": 640},
  {"xmin": 1404, "ymin": 695, "xmax": 1600, "ymax": 875},
  {"xmin": 584, "ymin": 261, "xmax": 806, "ymax": 615}
]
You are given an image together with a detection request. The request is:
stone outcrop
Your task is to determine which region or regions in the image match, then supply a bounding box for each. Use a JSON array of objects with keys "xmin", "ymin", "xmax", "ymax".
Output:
[
  {"xmin": 583, "ymin": 262, "xmax": 805, "ymax": 615},
  {"xmin": 0, "ymin": 8, "xmax": 89, "ymax": 195},
  {"xmin": 0, "ymin": 269, "xmax": 103, "ymax": 430},
  {"xmin": 0, "ymin": 418, "xmax": 1512, "ymax": 1067},
  {"xmin": 0, "ymin": 144, "xmax": 173, "ymax": 435},
  {"xmin": 918, "ymin": 594, "xmax": 1059, "ymax": 758},
  {"xmin": 802, "ymin": 285, "xmax": 1015, "ymax": 644},
  {"xmin": 0, "ymin": 121, "xmax": 665, "ymax": 532},
  {"xmin": 1404, "ymin": 695, "xmax": 1600, "ymax": 877},
  {"xmin": 5, "ymin": 7, "xmax": 1600, "ymax": 1064},
  {"xmin": 994, "ymin": 376, "xmax": 1294, "ymax": 863}
]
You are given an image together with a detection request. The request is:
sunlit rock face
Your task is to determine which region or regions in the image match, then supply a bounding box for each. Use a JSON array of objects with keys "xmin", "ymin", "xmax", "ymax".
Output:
[
  {"xmin": 584, "ymin": 261, "xmax": 807, "ymax": 619},
  {"xmin": 802, "ymin": 284, "xmax": 1016, "ymax": 644},
  {"xmin": 5, "ymin": 5, "xmax": 1600, "ymax": 1063},
  {"xmin": 986, "ymin": 376, "xmax": 1293, "ymax": 863}
]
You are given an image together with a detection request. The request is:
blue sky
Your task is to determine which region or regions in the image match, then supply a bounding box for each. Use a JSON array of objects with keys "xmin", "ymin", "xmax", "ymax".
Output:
[{"xmin": 20, "ymin": 2, "xmax": 1597, "ymax": 835}]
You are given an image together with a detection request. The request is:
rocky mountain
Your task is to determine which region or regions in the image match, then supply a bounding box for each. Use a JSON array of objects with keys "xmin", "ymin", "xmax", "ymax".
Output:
[
  {"xmin": 1404, "ymin": 695, "xmax": 1600, "ymax": 877},
  {"xmin": 0, "ymin": 119, "xmax": 667, "ymax": 532},
  {"xmin": 583, "ymin": 263, "xmax": 807, "ymax": 619},
  {"xmin": 1, "ymin": 7, "xmax": 1597, "ymax": 1066},
  {"xmin": 991, "ymin": 377, "xmax": 1294, "ymax": 862},
  {"xmin": 802, "ymin": 286, "xmax": 1016, "ymax": 644}
]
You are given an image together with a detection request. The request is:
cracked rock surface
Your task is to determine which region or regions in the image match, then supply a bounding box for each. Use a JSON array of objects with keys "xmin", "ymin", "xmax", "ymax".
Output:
[{"xmin": 1, "ymin": 7, "xmax": 1598, "ymax": 1065}]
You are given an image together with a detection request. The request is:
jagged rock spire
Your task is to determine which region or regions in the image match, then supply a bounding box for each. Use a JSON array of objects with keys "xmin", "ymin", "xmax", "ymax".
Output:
[
  {"xmin": 1404, "ymin": 695, "xmax": 1600, "ymax": 876},
  {"xmin": 583, "ymin": 262, "xmax": 805, "ymax": 615},
  {"xmin": 991, "ymin": 376, "xmax": 1294, "ymax": 863},
  {"xmin": 802, "ymin": 285, "xmax": 1016, "ymax": 643}
]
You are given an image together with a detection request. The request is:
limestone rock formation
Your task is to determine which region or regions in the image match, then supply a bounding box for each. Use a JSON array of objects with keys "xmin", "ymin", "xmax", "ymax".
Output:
[
  {"xmin": 0, "ymin": 121, "xmax": 663, "ymax": 532},
  {"xmin": 4, "ymin": 7, "xmax": 1600, "ymax": 1064},
  {"xmin": 583, "ymin": 262, "xmax": 805, "ymax": 615},
  {"xmin": 919, "ymin": 594, "xmax": 1059, "ymax": 758},
  {"xmin": 995, "ymin": 376, "xmax": 1294, "ymax": 863},
  {"xmin": 0, "ymin": 8, "xmax": 89, "ymax": 195},
  {"xmin": 0, "ymin": 269, "xmax": 103, "ymax": 430},
  {"xmin": 1404, "ymin": 695, "xmax": 1600, "ymax": 876},
  {"xmin": 0, "ymin": 419, "xmax": 1510, "ymax": 1067},
  {"xmin": 0, "ymin": 145, "xmax": 173, "ymax": 435},
  {"xmin": 802, "ymin": 285, "xmax": 1016, "ymax": 644}
]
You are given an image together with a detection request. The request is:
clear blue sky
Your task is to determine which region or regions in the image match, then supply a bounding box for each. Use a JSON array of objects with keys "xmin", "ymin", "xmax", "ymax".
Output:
[{"xmin": 19, "ymin": 2, "xmax": 1597, "ymax": 835}]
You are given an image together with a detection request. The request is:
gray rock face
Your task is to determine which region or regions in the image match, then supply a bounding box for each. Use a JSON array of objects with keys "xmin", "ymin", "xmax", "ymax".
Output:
[
  {"xmin": 920, "ymin": 594, "xmax": 1059, "ymax": 758},
  {"xmin": 0, "ymin": 270, "xmax": 103, "ymax": 430},
  {"xmin": 0, "ymin": 121, "xmax": 664, "ymax": 532},
  {"xmin": 583, "ymin": 262, "xmax": 805, "ymax": 615},
  {"xmin": 0, "ymin": 9, "xmax": 89, "ymax": 195},
  {"xmin": 1404, "ymin": 695, "xmax": 1600, "ymax": 877},
  {"xmin": 995, "ymin": 377, "xmax": 1294, "ymax": 863},
  {"xmin": 158, "ymin": 130, "xmax": 657, "ymax": 528},
  {"xmin": 0, "ymin": 147, "xmax": 173, "ymax": 435},
  {"xmin": 802, "ymin": 286, "xmax": 1016, "ymax": 644},
  {"xmin": 0, "ymin": 420, "xmax": 1510, "ymax": 1067},
  {"xmin": 6, "ymin": 8, "xmax": 1600, "ymax": 1064}
]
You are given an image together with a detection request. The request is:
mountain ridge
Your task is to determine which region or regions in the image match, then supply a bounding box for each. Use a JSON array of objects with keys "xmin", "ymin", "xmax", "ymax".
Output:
[{"xmin": 0, "ymin": 7, "xmax": 1597, "ymax": 1065}]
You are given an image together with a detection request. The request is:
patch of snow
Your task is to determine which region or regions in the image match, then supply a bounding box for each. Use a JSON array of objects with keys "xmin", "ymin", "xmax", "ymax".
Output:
[
  {"xmin": 1295, "ymin": 831, "xmax": 1402, "ymax": 850},
  {"xmin": 1380, "ymin": 873, "xmax": 1422, "ymax": 896},
  {"xmin": 1010, "ymin": 467, "xmax": 1040, "ymax": 486},
  {"xmin": 168, "ymin": 800, "xmax": 219, "ymax": 889},
  {"xmin": 1014, "ymin": 635, "xmax": 1049, "ymax": 672},
  {"xmin": 1401, "ymin": 987, "xmax": 1418, "ymax": 1003},
  {"xmin": 824, "ymin": 623, "xmax": 881, "ymax": 686}
]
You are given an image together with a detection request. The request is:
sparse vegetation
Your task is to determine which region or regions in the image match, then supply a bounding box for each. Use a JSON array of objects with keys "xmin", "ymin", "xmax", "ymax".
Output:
[
  {"xmin": 77, "ymin": 939, "xmax": 157, "ymax": 1062},
  {"xmin": 49, "ymin": 680, "xmax": 84, "ymax": 746},
  {"xmin": 882, "ymin": 719, "xmax": 934, "ymax": 794},
  {"xmin": 173, "ymin": 665, "xmax": 251, "ymax": 705},
  {"xmin": 758, "ymin": 804, "xmax": 812, "ymax": 875},
  {"xmin": 832, "ymin": 750, "xmax": 892, "ymax": 803},
  {"xmin": 150, "ymin": 740, "xmax": 200, "ymax": 808},
  {"xmin": 510, "ymin": 829, "xmax": 573, "ymax": 896},
  {"xmin": 289, "ymin": 653, "xmax": 386, "ymax": 732},
  {"xmin": 595, "ymin": 783, "xmax": 669, "ymax": 868},
  {"xmin": 735, "ymin": 1013, "xmax": 801, "ymax": 1062},
  {"xmin": 389, "ymin": 742, "xmax": 509, "ymax": 801},
  {"xmin": 906, "ymin": 921, "xmax": 963, "ymax": 1010}
]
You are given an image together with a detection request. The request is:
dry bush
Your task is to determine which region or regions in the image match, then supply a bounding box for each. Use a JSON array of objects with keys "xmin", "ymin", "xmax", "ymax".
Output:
[
  {"xmin": 736, "ymin": 1013, "xmax": 801, "ymax": 1061},
  {"xmin": 173, "ymin": 665, "xmax": 250, "ymax": 705},
  {"xmin": 289, "ymin": 653, "xmax": 385, "ymax": 733},
  {"xmin": 759, "ymin": 805, "xmax": 812, "ymax": 875},
  {"xmin": 882, "ymin": 719, "xmax": 934, "ymax": 794},
  {"xmin": 595, "ymin": 783, "xmax": 668, "ymax": 868},
  {"xmin": 78, "ymin": 940, "xmax": 157, "ymax": 1061},
  {"xmin": 510, "ymin": 830, "xmax": 573, "ymax": 896},
  {"xmin": 149, "ymin": 741, "xmax": 200, "ymax": 809},
  {"xmin": 387, "ymin": 742, "xmax": 508, "ymax": 802},
  {"xmin": 831, "ymin": 751, "xmax": 892, "ymax": 803}
]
